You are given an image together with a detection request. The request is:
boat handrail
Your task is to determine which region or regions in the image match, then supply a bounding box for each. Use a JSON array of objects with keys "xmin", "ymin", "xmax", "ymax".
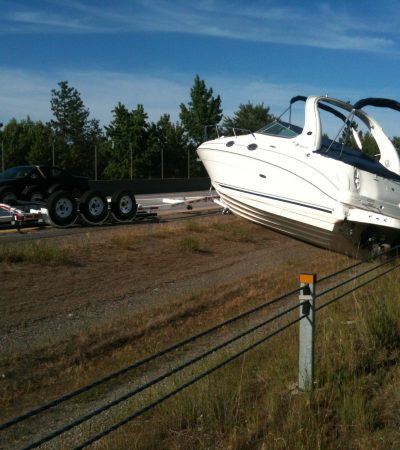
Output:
[
  {"xmin": 203, "ymin": 124, "xmax": 222, "ymax": 141},
  {"xmin": 232, "ymin": 127, "xmax": 254, "ymax": 137},
  {"xmin": 203, "ymin": 125, "xmax": 255, "ymax": 141}
]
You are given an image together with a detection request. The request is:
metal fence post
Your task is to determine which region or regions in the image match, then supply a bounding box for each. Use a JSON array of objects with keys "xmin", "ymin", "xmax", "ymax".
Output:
[{"xmin": 298, "ymin": 273, "xmax": 316, "ymax": 391}]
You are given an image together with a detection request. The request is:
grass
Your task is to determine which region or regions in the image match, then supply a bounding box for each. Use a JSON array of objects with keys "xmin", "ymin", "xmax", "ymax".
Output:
[
  {"xmin": 1, "ymin": 216, "xmax": 398, "ymax": 449},
  {"xmin": 0, "ymin": 241, "xmax": 74, "ymax": 265},
  {"xmin": 4, "ymin": 274, "xmax": 399, "ymax": 449},
  {"xmin": 211, "ymin": 220, "xmax": 256, "ymax": 242},
  {"xmin": 93, "ymin": 272, "xmax": 400, "ymax": 449},
  {"xmin": 178, "ymin": 236, "xmax": 210, "ymax": 253},
  {"xmin": 107, "ymin": 216, "xmax": 253, "ymax": 253},
  {"xmin": 106, "ymin": 217, "xmax": 262, "ymax": 252}
]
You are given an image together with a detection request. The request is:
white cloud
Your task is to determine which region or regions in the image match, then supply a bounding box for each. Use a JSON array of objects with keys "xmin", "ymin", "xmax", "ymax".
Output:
[
  {"xmin": 9, "ymin": 11, "xmax": 93, "ymax": 31},
  {"xmin": 64, "ymin": 70, "xmax": 190, "ymax": 124},
  {"xmin": 0, "ymin": 68, "xmax": 302, "ymax": 126},
  {"xmin": 0, "ymin": 69, "xmax": 187, "ymax": 126},
  {"xmin": 1, "ymin": 67, "xmax": 399, "ymax": 137},
  {"xmin": 2, "ymin": 0, "xmax": 397, "ymax": 53},
  {"xmin": 0, "ymin": 69, "xmax": 52, "ymax": 123}
]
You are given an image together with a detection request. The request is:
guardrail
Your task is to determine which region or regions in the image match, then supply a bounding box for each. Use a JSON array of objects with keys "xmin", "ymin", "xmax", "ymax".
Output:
[{"xmin": 1, "ymin": 248, "xmax": 399, "ymax": 449}]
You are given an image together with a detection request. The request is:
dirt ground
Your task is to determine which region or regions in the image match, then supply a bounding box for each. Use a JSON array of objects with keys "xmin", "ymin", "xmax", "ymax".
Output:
[
  {"xmin": 0, "ymin": 210, "xmax": 357, "ymax": 449},
  {"xmin": 3, "ymin": 211, "xmax": 400, "ymax": 450},
  {"xmin": 0, "ymin": 211, "xmax": 348, "ymax": 361}
]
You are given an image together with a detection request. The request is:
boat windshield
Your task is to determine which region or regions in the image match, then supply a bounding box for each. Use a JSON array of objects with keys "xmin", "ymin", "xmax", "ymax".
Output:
[{"xmin": 257, "ymin": 121, "xmax": 300, "ymax": 138}]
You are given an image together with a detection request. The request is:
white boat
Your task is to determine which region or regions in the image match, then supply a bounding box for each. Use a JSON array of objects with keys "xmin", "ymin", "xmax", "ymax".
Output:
[{"xmin": 197, "ymin": 95, "xmax": 400, "ymax": 257}]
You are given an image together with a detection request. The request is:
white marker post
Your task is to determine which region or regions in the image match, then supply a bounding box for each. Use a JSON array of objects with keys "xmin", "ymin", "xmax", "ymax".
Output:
[{"xmin": 298, "ymin": 273, "xmax": 316, "ymax": 391}]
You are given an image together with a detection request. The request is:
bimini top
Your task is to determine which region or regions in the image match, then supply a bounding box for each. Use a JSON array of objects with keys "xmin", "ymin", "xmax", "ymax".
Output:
[{"xmin": 354, "ymin": 97, "xmax": 400, "ymax": 112}]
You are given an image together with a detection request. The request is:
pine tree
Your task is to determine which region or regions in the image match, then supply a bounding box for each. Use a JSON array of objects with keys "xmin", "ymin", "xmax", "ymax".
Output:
[
  {"xmin": 180, "ymin": 75, "xmax": 223, "ymax": 146},
  {"xmin": 360, "ymin": 131, "xmax": 380, "ymax": 158},
  {"xmin": 1, "ymin": 119, "xmax": 27, "ymax": 167},
  {"xmin": 0, "ymin": 118, "xmax": 55, "ymax": 169},
  {"xmin": 180, "ymin": 75, "xmax": 222, "ymax": 176},
  {"xmin": 391, "ymin": 136, "xmax": 400, "ymax": 152},
  {"xmin": 147, "ymin": 115, "xmax": 188, "ymax": 178},
  {"xmin": 222, "ymin": 102, "xmax": 274, "ymax": 135},
  {"xmin": 50, "ymin": 81, "xmax": 102, "ymax": 175},
  {"xmin": 104, "ymin": 103, "xmax": 149, "ymax": 179},
  {"xmin": 27, "ymin": 121, "xmax": 54, "ymax": 165}
]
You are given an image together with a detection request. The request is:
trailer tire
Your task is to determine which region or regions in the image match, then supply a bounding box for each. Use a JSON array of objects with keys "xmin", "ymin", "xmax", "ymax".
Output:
[
  {"xmin": 47, "ymin": 190, "xmax": 77, "ymax": 227},
  {"xmin": 0, "ymin": 186, "xmax": 19, "ymax": 205},
  {"xmin": 79, "ymin": 190, "xmax": 108, "ymax": 224},
  {"xmin": 111, "ymin": 189, "xmax": 137, "ymax": 221}
]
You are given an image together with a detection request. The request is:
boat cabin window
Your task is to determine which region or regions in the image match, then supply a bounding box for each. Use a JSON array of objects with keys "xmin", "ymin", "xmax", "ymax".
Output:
[{"xmin": 257, "ymin": 121, "xmax": 300, "ymax": 138}]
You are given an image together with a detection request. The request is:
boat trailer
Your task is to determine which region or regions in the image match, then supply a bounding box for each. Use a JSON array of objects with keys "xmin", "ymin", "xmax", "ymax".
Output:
[{"xmin": 0, "ymin": 191, "xmax": 219, "ymax": 230}]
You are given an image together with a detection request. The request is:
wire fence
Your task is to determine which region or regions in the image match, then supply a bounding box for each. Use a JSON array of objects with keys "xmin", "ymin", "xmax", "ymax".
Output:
[{"xmin": 1, "ymin": 246, "xmax": 399, "ymax": 449}]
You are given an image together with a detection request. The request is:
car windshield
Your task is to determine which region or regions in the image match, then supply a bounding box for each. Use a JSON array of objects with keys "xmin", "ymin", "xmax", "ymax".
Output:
[{"xmin": 0, "ymin": 166, "xmax": 35, "ymax": 179}]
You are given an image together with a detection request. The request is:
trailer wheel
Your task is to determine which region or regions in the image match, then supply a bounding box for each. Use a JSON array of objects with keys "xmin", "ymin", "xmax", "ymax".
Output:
[
  {"xmin": 111, "ymin": 189, "xmax": 137, "ymax": 221},
  {"xmin": 79, "ymin": 190, "xmax": 108, "ymax": 224},
  {"xmin": 0, "ymin": 186, "xmax": 18, "ymax": 204},
  {"xmin": 46, "ymin": 190, "xmax": 77, "ymax": 227}
]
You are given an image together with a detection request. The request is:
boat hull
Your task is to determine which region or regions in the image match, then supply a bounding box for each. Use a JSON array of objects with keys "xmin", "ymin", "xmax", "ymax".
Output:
[{"xmin": 198, "ymin": 144, "xmax": 400, "ymax": 257}]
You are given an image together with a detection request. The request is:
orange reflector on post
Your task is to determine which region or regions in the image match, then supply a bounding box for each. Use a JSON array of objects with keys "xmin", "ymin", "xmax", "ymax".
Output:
[{"xmin": 299, "ymin": 273, "xmax": 317, "ymax": 285}]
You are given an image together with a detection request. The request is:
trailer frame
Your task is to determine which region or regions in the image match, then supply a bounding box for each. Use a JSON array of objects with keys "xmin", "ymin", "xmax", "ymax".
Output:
[{"xmin": 0, "ymin": 192, "xmax": 220, "ymax": 230}]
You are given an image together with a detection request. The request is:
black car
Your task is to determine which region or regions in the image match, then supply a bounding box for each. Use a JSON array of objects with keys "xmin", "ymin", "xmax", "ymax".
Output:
[{"xmin": 0, "ymin": 165, "xmax": 90, "ymax": 203}]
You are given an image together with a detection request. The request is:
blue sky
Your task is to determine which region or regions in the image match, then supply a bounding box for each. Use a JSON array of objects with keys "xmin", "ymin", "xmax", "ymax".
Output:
[{"xmin": 1, "ymin": 0, "xmax": 400, "ymax": 135}]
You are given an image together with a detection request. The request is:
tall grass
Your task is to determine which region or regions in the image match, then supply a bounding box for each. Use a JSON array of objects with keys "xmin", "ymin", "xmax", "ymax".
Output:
[
  {"xmin": 211, "ymin": 220, "xmax": 255, "ymax": 242},
  {"xmin": 0, "ymin": 241, "xmax": 73, "ymax": 265},
  {"xmin": 178, "ymin": 236, "xmax": 210, "ymax": 253},
  {"xmin": 1, "ymin": 217, "xmax": 396, "ymax": 449},
  {"xmin": 96, "ymin": 273, "xmax": 400, "ymax": 450}
]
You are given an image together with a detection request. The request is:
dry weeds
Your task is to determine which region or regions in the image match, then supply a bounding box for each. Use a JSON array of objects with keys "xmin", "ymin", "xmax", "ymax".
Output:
[{"xmin": 1, "ymin": 214, "xmax": 398, "ymax": 449}]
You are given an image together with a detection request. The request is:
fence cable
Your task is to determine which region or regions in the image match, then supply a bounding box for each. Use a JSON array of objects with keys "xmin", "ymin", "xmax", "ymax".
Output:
[
  {"xmin": 5, "ymin": 248, "xmax": 397, "ymax": 433},
  {"xmin": 0, "ymin": 284, "xmax": 301, "ymax": 432},
  {"xmin": 19, "ymin": 301, "xmax": 304, "ymax": 450},
  {"xmin": 5, "ymin": 247, "xmax": 400, "ymax": 448},
  {"xmin": 317, "ymin": 254, "xmax": 399, "ymax": 299},
  {"xmin": 74, "ymin": 316, "xmax": 303, "ymax": 450},
  {"xmin": 318, "ymin": 245, "xmax": 399, "ymax": 284},
  {"xmin": 316, "ymin": 261, "xmax": 400, "ymax": 311}
]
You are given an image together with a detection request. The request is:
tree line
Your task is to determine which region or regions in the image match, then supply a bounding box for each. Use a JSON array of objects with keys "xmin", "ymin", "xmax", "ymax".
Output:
[
  {"xmin": 1, "ymin": 75, "xmax": 398, "ymax": 179},
  {"xmin": 0, "ymin": 75, "xmax": 273, "ymax": 179}
]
